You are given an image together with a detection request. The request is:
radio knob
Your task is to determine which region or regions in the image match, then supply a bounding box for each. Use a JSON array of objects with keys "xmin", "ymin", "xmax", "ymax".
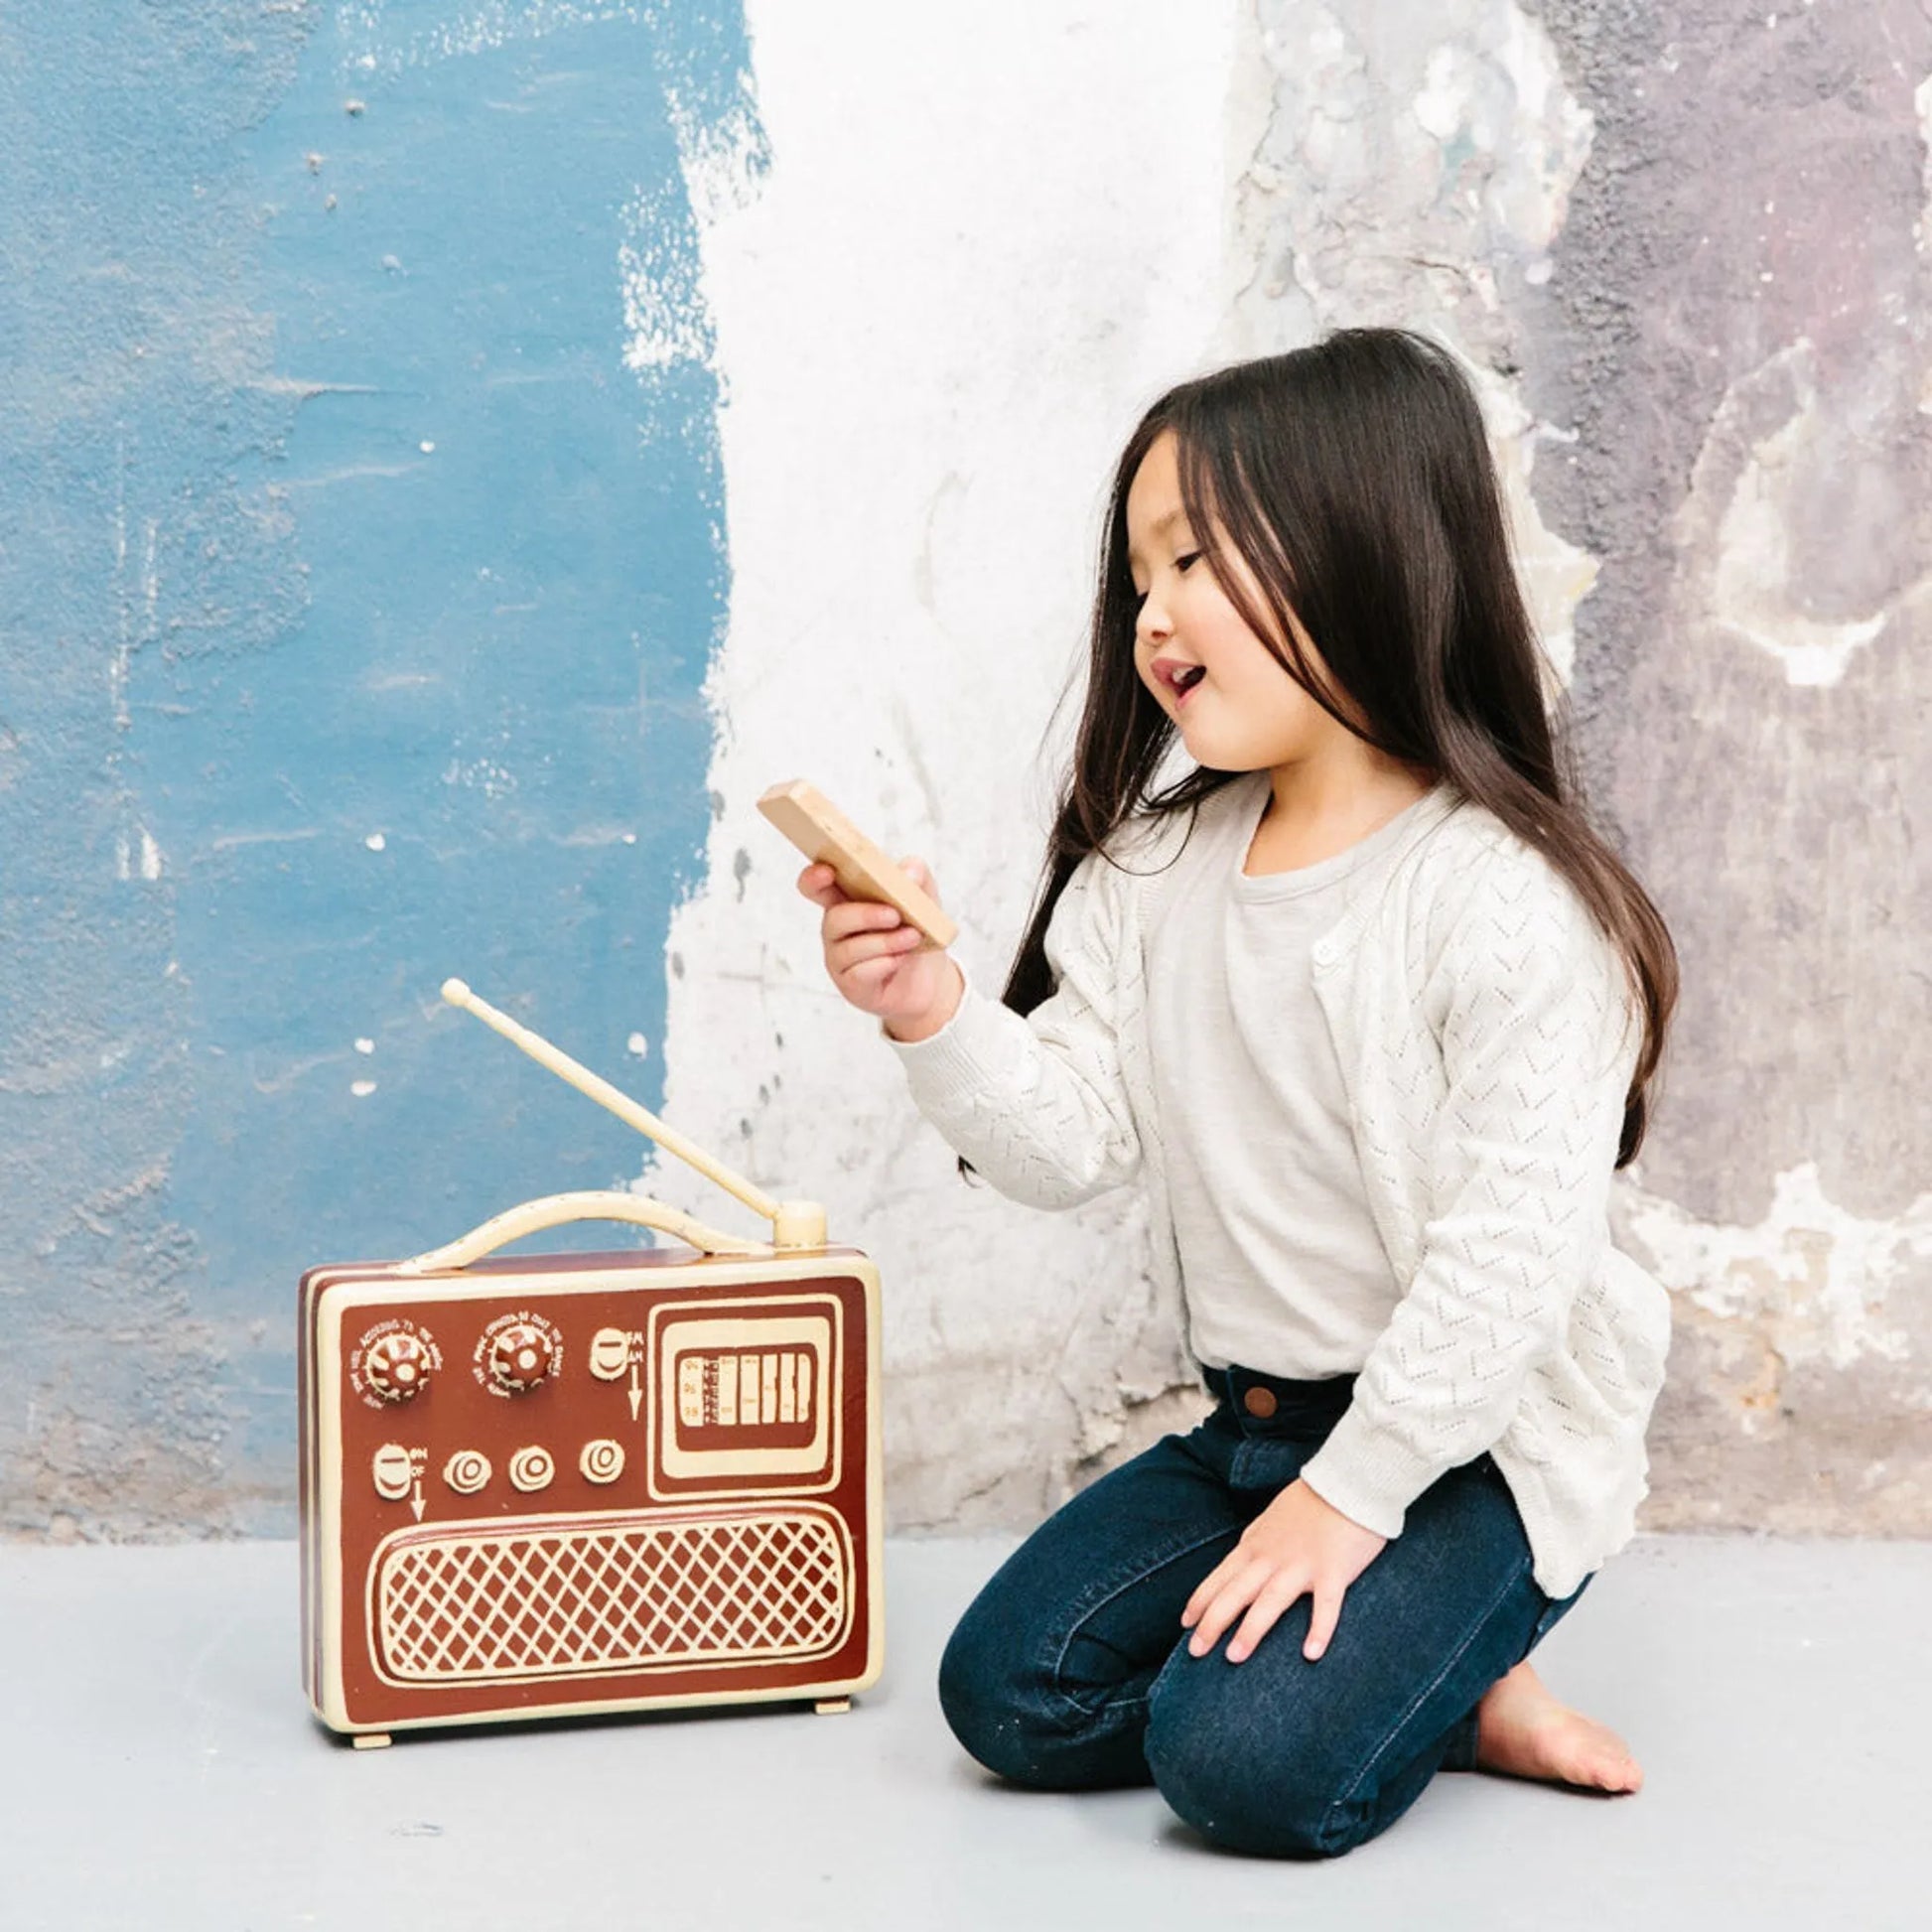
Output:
[
  {"xmin": 508, "ymin": 1446, "xmax": 555, "ymax": 1493},
  {"xmin": 364, "ymin": 1332, "xmax": 433, "ymax": 1402},
  {"xmin": 444, "ymin": 1449, "xmax": 491, "ymax": 1495},
  {"xmin": 487, "ymin": 1322, "xmax": 555, "ymax": 1393}
]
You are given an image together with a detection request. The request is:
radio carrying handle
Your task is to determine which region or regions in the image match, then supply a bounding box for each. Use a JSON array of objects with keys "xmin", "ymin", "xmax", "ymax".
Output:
[
  {"xmin": 397, "ymin": 1189, "xmax": 768, "ymax": 1275},
  {"xmin": 439, "ymin": 979, "xmax": 828, "ymax": 1251}
]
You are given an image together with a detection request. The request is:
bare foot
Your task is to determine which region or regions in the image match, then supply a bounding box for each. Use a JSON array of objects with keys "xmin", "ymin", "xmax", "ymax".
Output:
[{"xmin": 1474, "ymin": 1660, "xmax": 1643, "ymax": 1793}]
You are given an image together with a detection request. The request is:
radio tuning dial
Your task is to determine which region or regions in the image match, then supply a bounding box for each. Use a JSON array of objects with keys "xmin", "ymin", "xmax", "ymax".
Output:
[
  {"xmin": 364, "ymin": 1332, "xmax": 433, "ymax": 1403},
  {"xmin": 486, "ymin": 1322, "xmax": 555, "ymax": 1394}
]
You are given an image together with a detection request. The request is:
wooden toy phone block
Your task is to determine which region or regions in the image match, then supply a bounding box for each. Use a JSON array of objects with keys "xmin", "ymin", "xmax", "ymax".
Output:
[{"xmin": 300, "ymin": 982, "xmax": 884, "ymax": 1748}]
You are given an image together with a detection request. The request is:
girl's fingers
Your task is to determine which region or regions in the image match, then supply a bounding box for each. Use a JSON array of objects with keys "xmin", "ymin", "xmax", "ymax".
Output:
[
  {"xmin": 796, "ymin": 862, "xmax": 847, "ymax": 907},
  {"xmin": 831, "ymin": 927, "xmax": 923, "ymax": 974},
  {"xmin": 1225, "ymin": 1576, "xmax": 1307, "ymax": 1665},
  {"xmin": 1180, "ymin": 1558, "xmax": 1235, "ymax": 1630},
  {"xmin": 1185, "ymin": 1562, "xmax": 1270, "ymax": 1657},
  {"xmin": 844, "ymin": 954, "xmax": 909, "ymax": 994},
  {"xmin": 825, "ymin": 899, "xmax": 910, "ymax": 943},
  {"xmin": 1303, "ymin": 1586, "xmax": 1343, "ymax": 1663}
]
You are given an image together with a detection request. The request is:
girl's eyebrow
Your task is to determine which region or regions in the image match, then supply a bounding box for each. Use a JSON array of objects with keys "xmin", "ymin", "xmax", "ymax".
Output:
[{"xmin": 1126, "ymin": 505, "xmax": 1189, "ymax": 569}]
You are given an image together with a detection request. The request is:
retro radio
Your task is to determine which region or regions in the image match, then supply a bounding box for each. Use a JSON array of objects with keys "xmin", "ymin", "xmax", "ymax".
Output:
[{"xmin": 300, "ymin": 979, "xmax": 883, "ymax": 1747}]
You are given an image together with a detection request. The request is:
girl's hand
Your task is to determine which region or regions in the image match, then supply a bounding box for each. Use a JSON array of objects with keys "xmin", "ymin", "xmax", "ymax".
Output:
[
  {"xmin": 797, "ymin": 857, "xmax": 963, "ymax": 1040},
  {"xmin": 1181, "ymin": 1477, "xmax": 1387, "ymax": 1665}
]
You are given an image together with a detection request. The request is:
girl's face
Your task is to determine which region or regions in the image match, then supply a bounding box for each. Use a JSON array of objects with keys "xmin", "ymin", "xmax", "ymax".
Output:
[{"xmin": 1126, "ymin": 430, "xmax": 1341, "ymax": 772}]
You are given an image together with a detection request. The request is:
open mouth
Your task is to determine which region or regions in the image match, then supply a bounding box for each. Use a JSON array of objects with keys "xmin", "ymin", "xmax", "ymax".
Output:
[{"xmin": 1156, "ymin": 660, "xmax": 1207, "ymax": 704}]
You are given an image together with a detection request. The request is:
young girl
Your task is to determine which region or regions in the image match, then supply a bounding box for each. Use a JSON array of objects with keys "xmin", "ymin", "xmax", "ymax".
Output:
[{"xmin": 795, "ymin": 328, "xmax": 1678, "ymax": 1860}]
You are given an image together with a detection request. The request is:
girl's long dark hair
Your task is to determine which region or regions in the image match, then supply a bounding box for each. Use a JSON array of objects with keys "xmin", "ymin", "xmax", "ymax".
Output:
[{"xmin": 1003, "ymin": 327, "xmax": 1676, "ymax": 1167}]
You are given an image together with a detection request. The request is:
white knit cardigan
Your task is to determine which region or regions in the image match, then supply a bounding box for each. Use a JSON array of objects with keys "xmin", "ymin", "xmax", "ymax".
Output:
[{"xmin": 888, "ymin": 781, "xmax": 1673, "ymax": 1597}]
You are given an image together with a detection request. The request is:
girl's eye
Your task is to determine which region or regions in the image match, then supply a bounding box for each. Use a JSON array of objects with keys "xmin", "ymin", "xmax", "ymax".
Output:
[{"xmin": 1174, "ymin": 550, "xmax": 1201, "ymax": 573}]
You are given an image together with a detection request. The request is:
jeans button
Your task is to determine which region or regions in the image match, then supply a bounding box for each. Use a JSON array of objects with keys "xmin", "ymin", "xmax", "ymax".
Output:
[{"xmin": 1242, "ymin": 1386, "xmax": 1278, "ymax": 1419}]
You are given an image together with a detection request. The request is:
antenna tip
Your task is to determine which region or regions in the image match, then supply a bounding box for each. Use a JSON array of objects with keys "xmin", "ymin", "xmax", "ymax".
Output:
[{"xmin": 440, "ymin": 978, "xmax": 471, "ymax": 1007}]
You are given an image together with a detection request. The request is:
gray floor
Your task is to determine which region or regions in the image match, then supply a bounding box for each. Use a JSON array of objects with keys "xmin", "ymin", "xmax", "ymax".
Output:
[{"xmin": 1, "ymin": 1532, "xmax": 1926, "ymax": 1931}]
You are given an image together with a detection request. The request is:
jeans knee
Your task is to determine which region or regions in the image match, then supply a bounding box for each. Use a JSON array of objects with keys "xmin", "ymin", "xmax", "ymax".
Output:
[
  {"xmin": 1144, "ymin": 1669, "xmax": 1361, "ymax": 1860},
  {"xmin": 936, "ymin": 1605, "xmax": 1065, "ymax": 1788}
]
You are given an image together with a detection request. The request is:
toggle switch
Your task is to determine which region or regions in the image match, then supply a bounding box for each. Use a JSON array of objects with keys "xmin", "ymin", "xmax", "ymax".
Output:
[
  {"xmin": 588, "ymin": 1327, "xmax": 631, "ymax": 1381},
  {"xmin": 371, "ymin": 1444, "xmax": 414, "ymax": 1501}
]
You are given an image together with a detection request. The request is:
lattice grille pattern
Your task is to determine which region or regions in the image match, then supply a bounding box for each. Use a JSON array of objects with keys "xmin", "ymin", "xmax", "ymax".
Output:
[{"xmin": 373, "ymin": 1509, "xmax": 851, "ymax": 1683}]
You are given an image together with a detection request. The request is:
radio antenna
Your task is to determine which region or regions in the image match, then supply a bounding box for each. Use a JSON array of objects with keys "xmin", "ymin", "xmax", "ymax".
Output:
[{"xmin": 440, "ymin": 978, "xmax": 826, "ymax": 1249}]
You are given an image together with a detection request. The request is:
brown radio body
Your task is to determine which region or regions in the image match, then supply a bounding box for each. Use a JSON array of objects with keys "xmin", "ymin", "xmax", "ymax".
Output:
[{"xmin": 300, "ymin": 1240, "xmax": 884, "ymax": 1742}]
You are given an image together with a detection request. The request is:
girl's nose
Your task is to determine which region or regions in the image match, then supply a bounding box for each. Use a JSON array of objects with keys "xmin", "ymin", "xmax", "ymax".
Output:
[{"xmin": 1136, "ymin": 594, "xmax": 1173, "ymax": 647}]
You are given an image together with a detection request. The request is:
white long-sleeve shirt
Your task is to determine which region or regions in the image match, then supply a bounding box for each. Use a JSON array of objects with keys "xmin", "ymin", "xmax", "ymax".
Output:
[
  {"xmin": 886, "ymin": 776, "xmax": 1673, "ymax": 1597},
  {"xmin": 1148, "ymin": 774, "xmax": 1425, "ymax": 1374}
]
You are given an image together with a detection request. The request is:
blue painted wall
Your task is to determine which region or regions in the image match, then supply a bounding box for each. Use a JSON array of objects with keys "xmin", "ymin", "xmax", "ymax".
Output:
[{"xmin": 0, "ymin": 3, "xmax": 761, "ymax": 1536}]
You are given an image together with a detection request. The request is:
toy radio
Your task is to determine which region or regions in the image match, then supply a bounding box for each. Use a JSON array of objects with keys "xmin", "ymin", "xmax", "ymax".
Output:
[{"xmin": 300, "ymin": 979, "xmax": 883, "ymax": 1748}]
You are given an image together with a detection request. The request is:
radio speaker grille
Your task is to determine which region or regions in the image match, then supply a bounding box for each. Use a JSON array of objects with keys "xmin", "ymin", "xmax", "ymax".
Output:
[{"xmin": 371, "ymin": 1506, "xmax": 852, "ymax": 1684}]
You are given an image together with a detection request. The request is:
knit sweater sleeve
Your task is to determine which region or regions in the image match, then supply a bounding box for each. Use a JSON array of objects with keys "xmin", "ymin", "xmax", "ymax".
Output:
[
  {"xmin": 1298, "ymin": 844, "xmax": 1642, "ymax": 1541},
  {"xmin": 881, "ymin": 848, "xmax": 1142, "ymax": 1209}
]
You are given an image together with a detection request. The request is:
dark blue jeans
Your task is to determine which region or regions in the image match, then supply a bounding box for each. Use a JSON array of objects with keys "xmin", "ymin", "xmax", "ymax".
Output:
[{"xmin": 938, "ymin": 1365, "xmax": 1590, "ymax": 1859}]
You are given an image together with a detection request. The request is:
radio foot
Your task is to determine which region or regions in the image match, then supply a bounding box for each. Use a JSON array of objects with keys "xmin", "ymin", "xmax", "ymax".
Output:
[
  {"xmin": 350, "ymin": 1731, "xmax": 394, "ymax": 1750},
  {"xmin": 813, "ymin": 1698, "xmax": 851, "ymax": 1717}
]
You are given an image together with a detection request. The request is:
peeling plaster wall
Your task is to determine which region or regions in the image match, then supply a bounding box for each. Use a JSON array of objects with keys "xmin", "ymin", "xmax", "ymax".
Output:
[
  {"xmin": 5, "ymin": 0, "xmax": 1927, "ymax": 1542},
  {"xmin": 0, "ymin": 3, "xmax": 759, "ymax": 1538},
  {"xmin": 1527, "ymin": 0, "xmax": 1932, "ymax": 1533},
  {"xmin": 652, "ymin": 0, "xmax": 1245, "ymax": 1530},
  {"xmin": 1153, "ymin": 0, "xmax": 1931, "ymax": 1537},
  {"xmin": 663, "ymin": 0, "xmax": 1931, "ymax": 1537}
]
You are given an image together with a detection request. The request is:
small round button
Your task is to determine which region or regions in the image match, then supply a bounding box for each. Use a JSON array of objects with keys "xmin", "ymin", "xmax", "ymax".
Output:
[
  {"xmin": 444, "ymin": 1449, "xmax": 490, "ymax": 1494},
  {"xmin": 579, "ymin": 1439, "xmax": 624, "ymax": 1484},
  {"xmin": 508, "ymin": 1446, "xmax": 555, "ymax": 1493},
  {"xmin": 1242, "ymin": 1386, "xmax": 1278, "ymax": 1419},
  {"xmin": 364, "ymin": 1332, "xmax": 433, "ymax": 1403},
  {"xmin": 487, "ymin": 1322, "xmax": 555, "ymax": 1393}
]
